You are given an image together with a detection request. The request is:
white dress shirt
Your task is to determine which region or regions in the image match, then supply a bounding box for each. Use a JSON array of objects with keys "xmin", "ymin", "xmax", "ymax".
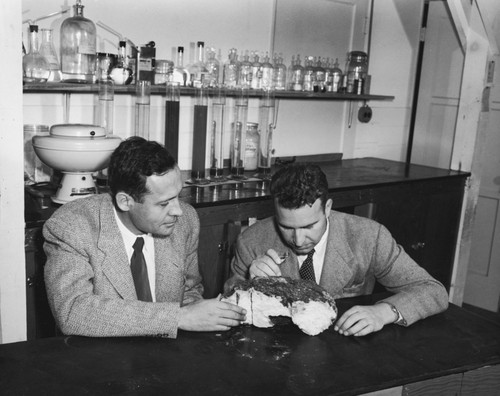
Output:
[{"xmin": 114, "ymin": 208, "xmax": 156, "ymax": 301}]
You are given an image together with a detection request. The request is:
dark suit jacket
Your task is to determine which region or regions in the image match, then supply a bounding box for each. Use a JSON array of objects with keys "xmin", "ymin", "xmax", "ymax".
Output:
[
  {"xmin": 43, "ymin": 194, "xmax": 203, "ymax": 338},
  {"xmin": 226, "ymin": 211, "xmax": 448, "ymax": 326}
]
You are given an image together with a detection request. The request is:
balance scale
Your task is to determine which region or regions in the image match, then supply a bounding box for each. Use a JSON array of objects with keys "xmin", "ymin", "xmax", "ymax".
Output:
[{"xmin": 32, "ymin": 124, "xmax": 121, "ymax": 204}]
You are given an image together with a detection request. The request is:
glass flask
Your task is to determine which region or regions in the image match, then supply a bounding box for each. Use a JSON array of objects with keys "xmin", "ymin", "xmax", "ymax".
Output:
[
  {"xmin": 209, "ymin": 87, "xmax": 227, "ymax": 181},
  {"xmin": 110, "ymin": 41, "xmax": 133, "ymax": 85},
  {"xmin": 39, "ymin": 28, "xmax": 62, "ymax": 82},
  {"xmin": 223, "ymin": 48, "xmax": 239, "ymax": 88},
  {"xmin": 346, "ymin": 51, "xmax": 368, "ymax": 94},
  {"xmin": 135, "ymin": 81, "xmax": 151, "ymax": 140},
  {"xmin": 205, "ymin": 47, "xmax": 220, "ymax": 88},
  {"xmin": 230, "ymin": 88, "xmax": 249, "ymax": 179},
  {"xmin": 257, "ymin": 89, "xmax": 276, "ymax": 180},
  {"xmin": 60, "ymin": 0, "xmax": 97, "ymax": 83},
  {"xmin": 23, "ymin": 25, "xmax": 50, "ymax": 83}
]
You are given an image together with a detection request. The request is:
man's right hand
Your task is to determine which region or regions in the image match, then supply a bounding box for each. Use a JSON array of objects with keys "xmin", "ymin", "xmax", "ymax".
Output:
[
  {"xmin": 249, "ymin": 248, "xmax": 285, "ymax": 279},
  {"xmin": 178, "ymin": 298, "xmax": 247, "ymax": 332}
]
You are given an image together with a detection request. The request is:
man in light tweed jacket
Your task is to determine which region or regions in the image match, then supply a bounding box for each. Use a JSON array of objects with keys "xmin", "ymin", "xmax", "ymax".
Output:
[
  {"xmin": 44, "ymin": 137, "xmax": 245, "ymax": 338},
  {"xmin": 226, "ymin": 163, "xmax": 448, "ymax": 337}
]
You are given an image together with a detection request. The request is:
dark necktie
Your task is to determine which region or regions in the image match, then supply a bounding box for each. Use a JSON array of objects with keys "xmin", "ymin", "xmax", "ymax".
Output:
[
  {"xmin": 299, "ymin": 249, "xmax": 316, "ymax": 282},
  {"xmin": 131, "ymin": 237, "xmax": 153, "ymax": 302}
]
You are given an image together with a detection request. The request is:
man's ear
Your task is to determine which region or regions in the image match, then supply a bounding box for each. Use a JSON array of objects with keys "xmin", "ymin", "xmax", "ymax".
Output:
[
  {"xmin": 115, "ymin": 192, "xmax": 135, "ymax": 212},
  {"xmin": 325, "ymin": 198, "xmax": 333, "ymax": 217}
]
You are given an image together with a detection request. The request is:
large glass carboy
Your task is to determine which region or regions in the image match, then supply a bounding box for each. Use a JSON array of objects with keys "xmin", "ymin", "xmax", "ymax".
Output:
[{"xmin": 60, "ymin": 0, "xmax": 96, "ymax": 83}]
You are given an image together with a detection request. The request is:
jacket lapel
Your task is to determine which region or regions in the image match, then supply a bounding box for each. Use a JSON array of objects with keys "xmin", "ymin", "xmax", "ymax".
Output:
[
  {"xmin": 155, "ymin": 236, "xmax": 182, "ymax": 302},
  {"xmin": 319, "ymin": 213, "xmax": 355, "ymax": 298},
  {"xmin": 97, "ymin": 196, "xmax": 138, "ymax": 300}
]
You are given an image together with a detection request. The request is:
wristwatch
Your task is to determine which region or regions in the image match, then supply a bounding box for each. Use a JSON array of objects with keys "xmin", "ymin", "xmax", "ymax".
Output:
[{"xmin": 378, "ymin": 301, "xmax": 407, "ymax": 326}]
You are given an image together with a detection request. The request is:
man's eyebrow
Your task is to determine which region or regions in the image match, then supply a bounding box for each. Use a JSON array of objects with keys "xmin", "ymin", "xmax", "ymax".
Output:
[{"xmin": 278, "ymin": 219, "xmax": 319, "ymax": 229}]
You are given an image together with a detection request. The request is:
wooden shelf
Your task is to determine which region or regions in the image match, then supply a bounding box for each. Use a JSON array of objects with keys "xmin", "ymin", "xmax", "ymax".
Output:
[{"xmin": 23, "ymin": 82, "xmax": 394, "ymax": 101}]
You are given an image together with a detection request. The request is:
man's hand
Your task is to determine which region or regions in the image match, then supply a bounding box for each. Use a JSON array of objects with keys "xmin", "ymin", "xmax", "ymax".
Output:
[
  {"xmin": 178, "ymin": 297, "xmax": 247, "ymax": 332},
  {"xmin": 334, "ymin": 303, "xmax": 398, "ymax": 336},
  {"xmin": 249, "ymin": 249, "xmax": 286, "ymax": 279}
]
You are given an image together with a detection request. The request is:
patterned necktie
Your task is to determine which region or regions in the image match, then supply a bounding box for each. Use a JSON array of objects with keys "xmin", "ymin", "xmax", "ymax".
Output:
[
  {"xmin": 131, "ymin": 237, "xmax": 153, "ymax": 302},
  {"xmin": 299, "ymin": 249, "xmax": 316, "ymax": 282}
]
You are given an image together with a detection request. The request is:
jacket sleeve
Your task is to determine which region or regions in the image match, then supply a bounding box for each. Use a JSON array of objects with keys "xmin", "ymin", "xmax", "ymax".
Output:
[{"xmin": 372, "ymin": 224, "xmax": 449, "ymax": 326}]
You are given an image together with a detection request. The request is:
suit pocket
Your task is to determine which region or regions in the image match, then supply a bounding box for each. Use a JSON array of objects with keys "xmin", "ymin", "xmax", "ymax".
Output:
[{"xmin": 342, "ymin": 281, "xmax": 367, "ymax": 297}]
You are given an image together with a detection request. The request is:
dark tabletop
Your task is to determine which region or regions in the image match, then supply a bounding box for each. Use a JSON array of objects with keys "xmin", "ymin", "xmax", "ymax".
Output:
[{"xmin": 1, "ymin": 294, "xmax": 498, "ymax": 396}]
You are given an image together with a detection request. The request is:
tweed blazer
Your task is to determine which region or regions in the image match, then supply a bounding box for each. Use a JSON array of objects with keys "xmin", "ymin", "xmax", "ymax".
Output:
[
  {"xmin": 227, "ymin": 211, "xmax": 449, "ymax": 326},
  {"xmin": 43, "ymin": 194, "xmax": 203, "ymax": 338}
]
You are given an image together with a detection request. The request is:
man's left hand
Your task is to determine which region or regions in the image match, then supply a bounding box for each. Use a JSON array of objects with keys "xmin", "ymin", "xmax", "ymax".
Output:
[{"xmin": 333, "ymin": 303, "xmax": 397, "ymax": 336}]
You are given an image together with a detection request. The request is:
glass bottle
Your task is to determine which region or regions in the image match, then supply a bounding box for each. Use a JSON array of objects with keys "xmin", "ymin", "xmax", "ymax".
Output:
[
  {"xmin": 273, "ymin": 53, "xmax": 287, "ymax": 91},
  {"xmin": 60, "ymin": 0, "xmax": 97, "ymax": 83},
  {"xmin": 238, "ymin": 50, "xmax": 253, "ymax": 89},
  {"xmin": 223, "ymin": 48, "xmax": 239, "ymax": 88},
  {"xmin": 314, "ymin": 57, "xmax": 326, "ymax": 92},
  {"xmin": 23, "ymin": 25, "xmax": 50, "ymax": 83},
  {"xmin": 330, "ymin": 58, "xmax": 343, "ymax": 93},
  {"xmin": 250, "ymin": 51, "xmax": 262, "ymax": 90},
  {"xmin": 205, "ymin": 47, "xmax": 220, "ymax": 88},
  {"xmin": 172, "ymin": 46, "xmax": 189, "ymax": 86},
  {"xmin": 303, "ymin": 56, "xmax": 315, "ymax": 92},
  {"xmin": 290, "ymin": 54, "xmax": 304, "ymax": 91},
  {"xmin": 109, "ymin": 41, "xmax": 133, "ymax": 85},
  {"xmin": 260, "ymin": 52, "xmax": 274, "ymax": 90},
  {"xmin": 189, "ymin": 41, "xmax": 208, "ymax": 88},
  {"xmin": 39, "ymin": 28, "xmax": 62, "ymax": 82}
]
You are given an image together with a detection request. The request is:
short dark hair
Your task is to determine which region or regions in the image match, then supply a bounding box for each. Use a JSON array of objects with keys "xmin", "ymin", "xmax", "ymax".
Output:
[
  {"xmin": 270, "ymin": 163, "xmax": 329, "ymax": 209},
  {"xmin": 107, "ymin": 137, "xmax": 177, "ymax": 207}
]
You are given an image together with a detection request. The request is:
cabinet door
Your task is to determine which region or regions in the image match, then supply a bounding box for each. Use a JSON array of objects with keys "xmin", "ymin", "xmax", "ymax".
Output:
[{"xmin": 374, "ymin": 180, "xmax": 465, "ymax": 290}]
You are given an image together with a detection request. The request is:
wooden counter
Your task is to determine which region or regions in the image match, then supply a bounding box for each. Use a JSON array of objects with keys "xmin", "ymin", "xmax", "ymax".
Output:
[
  {"xmin": 2, "ymin": 293, "xmax": 499, "ymax": 396},
  {"xmin": 24, "ymin": 158, "xmax": 470, "ymax": 339}
]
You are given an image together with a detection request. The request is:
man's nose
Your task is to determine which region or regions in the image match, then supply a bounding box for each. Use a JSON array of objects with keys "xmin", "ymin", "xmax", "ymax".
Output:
[
  {"xmin": 293, "ymin": 229, "xmax": 306, "ymax": 246},
  {"xmin": 169, "ymin": 198, "xmax": 183, "ymax": 216}
]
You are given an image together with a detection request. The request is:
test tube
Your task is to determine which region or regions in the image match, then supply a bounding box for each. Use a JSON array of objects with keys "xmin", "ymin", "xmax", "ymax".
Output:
[
  {"xmin": 257, "ymin": 89, "xmax": 276, "ymax": 180},
  {"xmin": 209, "ymin": 86, "xmax": 227, "ymax": 181},
  {"xmin": 190, "ymin": 86, "xmax": 209, "ymax": 184},
  {"xmin": 135, "ymin": 81, "xmax": 151, "ymax": 140},
  {"xmin": 165, "ymin": 81, "xmax": 180, "ymax": 160},
  {"xmin": 230, "ymin": 88, "xmax": 249, "ymax": 179}
]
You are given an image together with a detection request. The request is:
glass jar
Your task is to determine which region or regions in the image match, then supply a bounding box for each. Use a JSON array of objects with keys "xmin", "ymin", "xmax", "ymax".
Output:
[
  {"xmin": 60, "ymin": 0, "xmax": 97, "ymax": 83},
  {"xmin": 154, "ymin": 60, "xmax": 173, "ymax": 85},
  {"xmin": 346, "ymin": 51, "xmax": 368, "ymax": 94},
  {"xmin": 23, "ymin": 25, "xmax": 50, "ymax": 83}
]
